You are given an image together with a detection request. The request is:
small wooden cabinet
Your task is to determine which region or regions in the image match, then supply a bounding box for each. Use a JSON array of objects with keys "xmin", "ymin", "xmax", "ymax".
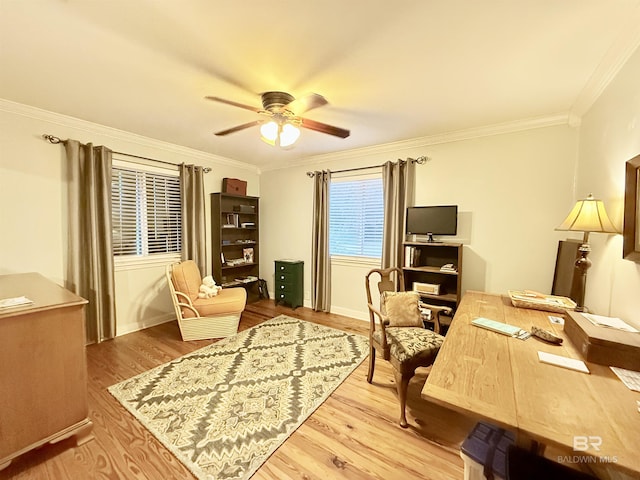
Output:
[
  {"xmin": 274, "ymin": 260, "xmax": 304, "ymax": 309},
  {"xmin": 0, "ymin": 273, "xmax": 93, "ymax": 470},
  {"xmin": 211, "ymin": 193, "xmax": 259, "ymax": 301},
  {"xmin": 402, "ymin": 242, "xmax": 463, "ymax": 320}
]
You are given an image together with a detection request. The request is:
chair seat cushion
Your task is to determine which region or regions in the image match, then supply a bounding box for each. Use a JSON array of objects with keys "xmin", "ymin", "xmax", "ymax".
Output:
[
  {"xmin": 373, "ymin": 327, "xmax": 444, "ymax": 364},
  {"xmin": 183, "ymin": 287, "xmax": 247, "ymax": 318}
]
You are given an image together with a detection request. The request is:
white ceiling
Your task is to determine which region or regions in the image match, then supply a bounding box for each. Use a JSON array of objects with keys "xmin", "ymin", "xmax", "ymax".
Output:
[{"xmin": 1, "ymin": 1, "xmax": 640, "ymax": 170}]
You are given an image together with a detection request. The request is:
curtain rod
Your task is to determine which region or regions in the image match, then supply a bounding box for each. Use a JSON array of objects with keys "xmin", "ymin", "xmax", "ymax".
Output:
[
  {"xmin": 305, "ymin": 156, "xmax": 428, "ymax": 177},
  {"xmin": 42, "ymin": 134, "xmax": 212, "ymax": 173}
]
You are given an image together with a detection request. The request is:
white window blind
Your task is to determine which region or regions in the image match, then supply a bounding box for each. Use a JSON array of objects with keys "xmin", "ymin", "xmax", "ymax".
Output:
[
  {"xmin": 329, "ymin": 176, "xmax": 384, "ymax": 258},
  {"xmin": 111, "ymin": 164, "xmax": 181, "ymax": 257}
]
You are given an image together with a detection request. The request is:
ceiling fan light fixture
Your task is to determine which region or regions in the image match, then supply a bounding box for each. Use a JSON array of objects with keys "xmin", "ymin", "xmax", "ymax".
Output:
[
  {"xmin": 259, "ymin": 120, "xmax": 300, "ymax": 148},
  {"xmin": 260, "ymin": 121, "xmax": 278, "ymax": 144},
  {"xmin": 207, "ymin": 91, "xmax": 350, "ymax": 143},
  {"xmin": 279, "ymin": 123, "xmax": 300, "ymax": 147}
]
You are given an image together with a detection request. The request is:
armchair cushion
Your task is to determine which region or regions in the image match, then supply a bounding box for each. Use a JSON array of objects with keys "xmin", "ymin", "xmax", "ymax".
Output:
[
  {"xmin": 188, "ymin": 287, "xmax": 246, "ymax": 318},
  {"xmin": 381, "ymin": 291, "xmax": 423, "ymax": 327},
  {"xmin": 171, "ymin": 260, "xmax": 202, "ymax": 302}
]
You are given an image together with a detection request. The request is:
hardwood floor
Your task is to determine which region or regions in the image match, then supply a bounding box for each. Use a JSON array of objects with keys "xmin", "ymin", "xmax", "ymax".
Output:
[{"xmin": 1, "ymin": 300, "xmax": 476, "ymax": 480}]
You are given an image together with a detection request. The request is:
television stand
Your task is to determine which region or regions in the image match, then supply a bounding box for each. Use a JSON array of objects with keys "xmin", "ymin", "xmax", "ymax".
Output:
[{"xmin": 402, "ymin": 241, "xmax": 463, "ymax": 324}]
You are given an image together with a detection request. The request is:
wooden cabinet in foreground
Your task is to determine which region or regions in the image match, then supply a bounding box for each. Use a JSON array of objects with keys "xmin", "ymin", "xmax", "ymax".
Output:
[
  {"xmin": 0, "ymin": 273, "xmax": 93, "ymax": 471},
  {"xmin": 402, "ymin": 242, "xmax": 463, "ymax": 321}
]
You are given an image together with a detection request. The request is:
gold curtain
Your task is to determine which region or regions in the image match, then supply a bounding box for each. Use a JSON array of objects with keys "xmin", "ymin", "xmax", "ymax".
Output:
[
  {"xmin": 381, "ymin": 159, "xmax": 415, "ymax": 270},
  {"xmin": 64, "ymin": 140, "xmax": 116, "ymax": 344},
  {"xmin": 311, "ymin": 170, "xmax": 331, "ymax": 312},
  {"xmin": 179, "ymin": 164, "xmax": 207, "ymax": 274}
]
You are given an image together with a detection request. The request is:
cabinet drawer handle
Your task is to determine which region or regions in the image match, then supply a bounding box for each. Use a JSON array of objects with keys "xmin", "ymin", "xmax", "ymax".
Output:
[
  {"xmin": 279, "ymin": 293, "xmax": 285, "ymax": 299},
  {"xmin": 280, "ymin": 285, "xmax": 285, "ymax": 289},
  {"xmin": 280, "ymin": 275, "xmax": 285, "ymax": 280},
  {"xmin": 280, "ymin": 266, "xmax": 285, "ymax": 270}
]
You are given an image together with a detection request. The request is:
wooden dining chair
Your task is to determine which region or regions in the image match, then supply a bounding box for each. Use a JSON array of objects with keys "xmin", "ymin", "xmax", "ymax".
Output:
[{"xmin": 365, "ymin": 267, "xmax": 450, "ymax": 427}]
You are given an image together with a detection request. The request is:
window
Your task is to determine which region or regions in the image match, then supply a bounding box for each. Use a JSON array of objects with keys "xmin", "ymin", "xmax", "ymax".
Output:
[
  {"xmin": 111, "ymin": 160, "xmax": 181, "ymax": 257},
  {"xmin": 329, "ymin": 175, "xmax": 384, "ymax": 258}
]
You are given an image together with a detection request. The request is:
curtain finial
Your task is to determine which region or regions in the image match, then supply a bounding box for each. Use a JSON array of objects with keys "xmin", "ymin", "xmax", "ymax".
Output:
[{"xmin": 42, "ymin": 134, "xmax": 63, "ymax": 144}]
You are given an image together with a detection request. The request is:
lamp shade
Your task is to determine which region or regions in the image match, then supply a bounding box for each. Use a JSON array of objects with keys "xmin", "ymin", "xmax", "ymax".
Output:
[{"xmin": 556, "ymin": 194, "xmax": 618, "ymax": 233}]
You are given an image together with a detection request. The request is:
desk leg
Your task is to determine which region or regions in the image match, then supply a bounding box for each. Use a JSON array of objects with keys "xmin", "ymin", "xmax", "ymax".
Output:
[
  {"xmin": 530, "ymin": 440, "xmax": 546, "ymax": 456},
  {"xmin": 516, "ymin": 433, "xmax": 546, "ymax": 455}
]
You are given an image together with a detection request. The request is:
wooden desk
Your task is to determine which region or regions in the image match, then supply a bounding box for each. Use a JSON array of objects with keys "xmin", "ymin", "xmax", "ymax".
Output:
[
  {"xmin": 421, "ymin": 291, "xmax": 640, "ymax": 479},
  {"xmin": 0, "ymin": 273, "xmax": 93, "ymax": 470}
]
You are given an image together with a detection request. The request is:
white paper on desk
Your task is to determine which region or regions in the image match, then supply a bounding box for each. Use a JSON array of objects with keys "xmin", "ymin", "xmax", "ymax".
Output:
[
  {"xmin": 582, "ymin": 313, "xmax": 639, "ymax": 333},
  {"xmin": 610, "ymin": 366, "xmax": 640, "ymax": 392},
  {"xmin": 538, "ymin": 351, "xmax": 590, "ymax": 374},
  {"xmin": 0, "ymin": 296, "xmax": 33, "ymax": 308}
]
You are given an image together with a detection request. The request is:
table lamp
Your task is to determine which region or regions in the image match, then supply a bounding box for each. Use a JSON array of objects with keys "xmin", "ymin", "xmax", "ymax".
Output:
[{"xmin": 556, "ymin": 194, "xmax": 619, "ymax": 311}]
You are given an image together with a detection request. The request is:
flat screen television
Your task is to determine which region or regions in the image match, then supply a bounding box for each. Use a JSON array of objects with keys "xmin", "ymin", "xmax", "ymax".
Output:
[{"xmin": 406, "ymin": 205, "xmax": 458, "ymax": 242}]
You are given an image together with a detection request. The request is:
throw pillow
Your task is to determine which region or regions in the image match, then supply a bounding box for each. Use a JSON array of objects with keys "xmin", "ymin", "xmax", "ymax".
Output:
[{"xmin": 381, "ymin": 291, "xmax": 423, "ymax": 327}]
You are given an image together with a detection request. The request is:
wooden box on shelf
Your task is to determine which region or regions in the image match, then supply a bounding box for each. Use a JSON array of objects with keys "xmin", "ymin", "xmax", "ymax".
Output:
[
  {"xmin": 211, "ymin": 193, "xmax": 260, "ymax": 301},
  {"xmin": 222, "ymin": 178, "xmax": 247, "ymax": 196}
]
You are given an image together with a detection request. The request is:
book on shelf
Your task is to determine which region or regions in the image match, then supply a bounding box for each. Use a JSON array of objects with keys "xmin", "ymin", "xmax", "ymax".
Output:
[
  {"xmin": 225, "ymin": 213, "xmax": 239, "ymax": 227},
  {"xmin": 440, "ymin": 264, "xmax": 457, "ymax": 272},
  {"xmin": 226, "ymin": 258, "xmax": 246, "ymax": 266},
  {"xmin": 404, "ymin": 246, "xmax": 421, "ymax": 267},
  {"xmin": 235, "ymin": 275, "xmax": 258, "ymax": 283}
]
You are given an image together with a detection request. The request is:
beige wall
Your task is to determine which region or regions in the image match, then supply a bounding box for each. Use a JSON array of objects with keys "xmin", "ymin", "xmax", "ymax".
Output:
[
  {"xmin": 259, "ymin": 123, "xmax": 579, "ymax": 320},
  {"xmin": 2, "ymin": 44, "xmax": 637, "ymax": 332},
  {"xmin": 574, "ymin": 46, "xmax": 640, "ymax": 323},
  {"xmin": 0, "ymin": 101, "xmax": 259, "ymax": 335},
  {"xmin": 259, "ymin": 49, "xmax": 639, "ymax": 325}
]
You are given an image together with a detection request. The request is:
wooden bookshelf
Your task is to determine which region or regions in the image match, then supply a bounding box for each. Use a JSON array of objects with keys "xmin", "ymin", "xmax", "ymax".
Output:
[
  {"xmin": 403, "ymin": 242, "xmax": 463, "ymax": 318},
  {"xmin": 211, "ymin": 193, "xmax": 259, "ymax": 301}
]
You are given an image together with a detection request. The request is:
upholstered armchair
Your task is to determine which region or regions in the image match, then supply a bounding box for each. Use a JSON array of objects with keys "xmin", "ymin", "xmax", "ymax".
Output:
[
  {"xmin": 166, "ymin": 260, "xmax": 246, "ymax": 341},
  {"xmin": 365, "ymin": 267, "xmax": 450, "ymax": 427}
]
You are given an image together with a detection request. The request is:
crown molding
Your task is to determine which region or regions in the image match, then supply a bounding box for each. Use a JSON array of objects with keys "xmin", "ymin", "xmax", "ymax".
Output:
[
  {"xmin": 570, "ymin": 6, "xmax": 640, "ymax": 118},
  {"xmin": 0, "ymin": 98, "xmax": 260, "ymax": 173},
  {"xmin": 263, "ymin": 113, "xmax": 571, "ymax": 171}
]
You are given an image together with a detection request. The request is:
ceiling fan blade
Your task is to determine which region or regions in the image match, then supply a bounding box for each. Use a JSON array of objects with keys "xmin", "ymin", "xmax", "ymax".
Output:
[
  {"xmin": 214, "ymin": 120, "xmax": 263, "ymax": 136},
  {"xmin": 205, "ymin": 96, "xmax": 262, "ymax": 113},
  {"xmin": 285, "ymin": 93, "xmax": 328, "ymax": 115},
  {"xmin": 300, "ymin": 118, "xmax": 350, "ymax": 138}
]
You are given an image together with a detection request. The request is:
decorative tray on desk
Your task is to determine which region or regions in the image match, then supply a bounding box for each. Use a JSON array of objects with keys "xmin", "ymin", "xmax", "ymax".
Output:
[{"xmin": 508, "ymin": 290, "xmax": 576, "ymax": 313}]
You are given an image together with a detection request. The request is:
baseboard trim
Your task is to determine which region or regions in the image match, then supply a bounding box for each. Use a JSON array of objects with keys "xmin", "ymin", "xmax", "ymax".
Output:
[
  {"xmin": 326, "ymin": 306, "xmax": 369, "ymax": 323},
  {"xmin": 117, "ymin": 314, "xmax": 175, "ymax": 337}
]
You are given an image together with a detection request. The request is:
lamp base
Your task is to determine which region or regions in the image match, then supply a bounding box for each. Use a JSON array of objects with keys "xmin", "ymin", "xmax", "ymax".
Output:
[{"xmin": 570, "ymin": 242, "xmax": 592, "ymax": 312}]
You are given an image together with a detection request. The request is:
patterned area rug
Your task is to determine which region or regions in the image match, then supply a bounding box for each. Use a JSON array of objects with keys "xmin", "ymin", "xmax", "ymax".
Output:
[{"xmin": 108, "ymin": 315, "xmax": 368, "ymax": 480}]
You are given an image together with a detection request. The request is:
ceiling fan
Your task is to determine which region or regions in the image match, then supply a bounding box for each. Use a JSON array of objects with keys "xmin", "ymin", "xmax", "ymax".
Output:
[{"xmin": 205, "ymin": 91, "xmax": 350, "ymax": 147}]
